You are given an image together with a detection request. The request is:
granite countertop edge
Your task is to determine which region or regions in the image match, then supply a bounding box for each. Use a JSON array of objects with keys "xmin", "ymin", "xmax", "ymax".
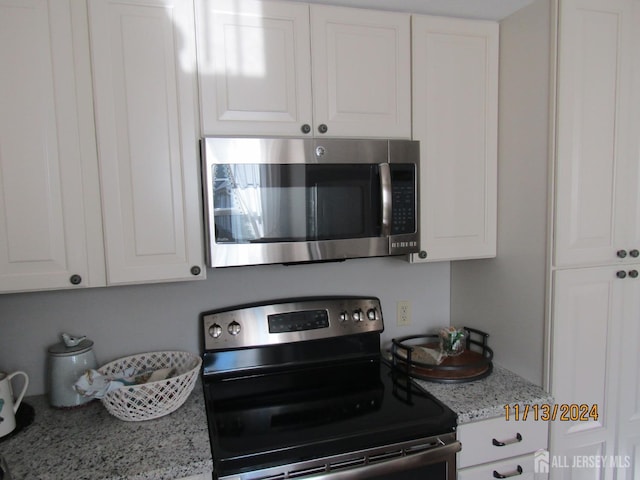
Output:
[
  {"xmin": 0, "ymin": 380, "xmax": 213, "ymax": 480},
  {"xmin": 413, "ymin": 363, "xmax": 554, "ymax": 424}
]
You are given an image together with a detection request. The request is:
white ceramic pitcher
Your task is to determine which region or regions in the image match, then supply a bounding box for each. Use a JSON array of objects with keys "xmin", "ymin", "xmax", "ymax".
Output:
[{"xmin": 0, "ymin": 371, "xmax": 28, "ymax": 438}]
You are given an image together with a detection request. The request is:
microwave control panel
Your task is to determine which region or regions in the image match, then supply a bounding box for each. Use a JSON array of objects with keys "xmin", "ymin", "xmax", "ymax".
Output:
[{"xmin": 390, "ymin": 165, "xmax": 416, "ymax": 235}]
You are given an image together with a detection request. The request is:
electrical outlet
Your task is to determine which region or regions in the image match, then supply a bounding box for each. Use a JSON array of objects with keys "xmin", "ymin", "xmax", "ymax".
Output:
[{"xmin": 397, "ymin": 300, "xmax": 411, "ymax": 326}]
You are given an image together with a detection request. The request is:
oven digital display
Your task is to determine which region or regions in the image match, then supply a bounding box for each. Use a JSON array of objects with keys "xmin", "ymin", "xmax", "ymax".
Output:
[{"xmin": 268, "ymin": 310, "xmax": 329, "ymax": 333}]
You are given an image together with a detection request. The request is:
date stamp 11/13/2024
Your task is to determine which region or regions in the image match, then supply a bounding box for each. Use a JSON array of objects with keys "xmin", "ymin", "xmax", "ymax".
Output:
[{"xmin": 504, "ymin": 403, "xmax": 599, "ymax": 422}]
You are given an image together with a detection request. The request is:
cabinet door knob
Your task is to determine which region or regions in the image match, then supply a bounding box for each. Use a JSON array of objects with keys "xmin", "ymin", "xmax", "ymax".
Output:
[
  {"xmin": 69, "ymin": 274, "xmax": 82, "ymax": 285},
  {"xmin": 629, "ymin": 270, "xmax": 639, "ymax": 279},
  {"xmin": 418, "ymin": 250, "xmax": 428, "ymax": 259},
  {"xmin": 190, "ymin": 266, "xmax": 201, "ymax": 276},
  {"xmin": 318, "ymin": 123, "xmax": 328, "ymax": 134},
  {"xmin": 630, "ymin": 249, "xmax": 640, "ymax": 258},
  {"xmin": 617, "ymin": 270, "xmax": 627, "ymax": 279},
  {"xmin": 493, "ymin": 466, "xmax": 523, "ymax": 479},
  {"xmin": 617, "ymin": 249, "xmax": 628, "ymax": 258},
  {"xmin": 300, "ymin": 124, "xmax": 311, "ymax": 134}
]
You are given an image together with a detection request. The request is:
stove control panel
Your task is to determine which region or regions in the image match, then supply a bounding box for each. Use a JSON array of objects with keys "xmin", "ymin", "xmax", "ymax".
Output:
[{"xmin": 202, "ymin": 297, "xmax": 383, "ymax": 351}]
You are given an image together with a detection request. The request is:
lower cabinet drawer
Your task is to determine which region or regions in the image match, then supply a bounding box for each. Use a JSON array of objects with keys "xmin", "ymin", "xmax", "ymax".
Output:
[
  {"xmin": 458, "ymin": 453, "xmax": 548, "ymax": 480},
  {"xmin": 457, "ymin": 415, "xmax": 548, "ymax": 468}
]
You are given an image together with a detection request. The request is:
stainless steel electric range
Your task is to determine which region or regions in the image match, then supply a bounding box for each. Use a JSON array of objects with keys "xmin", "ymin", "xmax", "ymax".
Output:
[{"xmin": 200, "ymin": 297, "xmax": 459, "ymax": 480}]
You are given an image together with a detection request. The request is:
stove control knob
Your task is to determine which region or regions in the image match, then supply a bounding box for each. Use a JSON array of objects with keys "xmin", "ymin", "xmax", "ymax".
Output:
[
  {"xmin": 339, "ymin": 311, "xmax": 350, "ymax": 322},
  {"xmin": 353, "ymin": 309, "xmax": 363, "ymax": 322},
  {"xmin": 367, "ymin": 308, "xmax": 378, "ymax": 321},
  {"xmin": 208, "ymin": 323, "xmax": 223, "ymax": 339},
  {"xmin": 228, "ymin": 321, "xmax": 241, "ymax": 336}
]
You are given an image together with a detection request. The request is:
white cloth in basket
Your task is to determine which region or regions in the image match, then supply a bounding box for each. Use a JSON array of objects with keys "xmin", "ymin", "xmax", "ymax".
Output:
[{"xmin": 74, "ymin": 367, "xmax": 176, "ymax": 399}]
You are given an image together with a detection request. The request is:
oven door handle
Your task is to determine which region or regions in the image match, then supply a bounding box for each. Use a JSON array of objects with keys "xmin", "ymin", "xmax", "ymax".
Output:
[{"xmin": 310, "ymin": 440, "xmax": 461, "ymax": 480}]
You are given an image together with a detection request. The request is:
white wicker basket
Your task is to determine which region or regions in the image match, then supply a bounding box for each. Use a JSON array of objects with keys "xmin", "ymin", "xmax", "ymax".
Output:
[{"xmin": 98, "ymin": 351, "xmax": 201, "ymax": 421}]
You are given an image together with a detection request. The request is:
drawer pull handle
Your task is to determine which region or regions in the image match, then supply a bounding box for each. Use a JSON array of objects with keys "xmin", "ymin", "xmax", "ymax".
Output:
[
  {"xmin": 493, "ymin": 466, "xmax": 523, "ymax": 478},
  {"xmin": 492, "ymin": 432, "xmax": 522, "ymax": 446}
]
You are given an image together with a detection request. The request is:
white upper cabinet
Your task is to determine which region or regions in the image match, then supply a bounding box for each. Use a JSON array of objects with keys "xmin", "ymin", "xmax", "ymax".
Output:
[
  {"xmin": 0, "ymin": 0, "xmax": 104, "ymax": 292},
  {"xmin": 410, "ymin": 15, "xmax": 498, "ymax": 262},
  {"xmin": 195, "ymin": 0, "xmax": 411, "ymax": 138},
  {"xmin": 88, "ymin": 0, "xmax": 205, "ymax": 285},
  {"xmin": 195, "ymin": 0, "xmax": 313, "ymax": 136},
  {"xmin": 554, "ymin": 0, "xmax": 640, "ymax": 267},
  {"xmin": 309, "ymin": 5, "xmax": 411, "ymax": 138}
]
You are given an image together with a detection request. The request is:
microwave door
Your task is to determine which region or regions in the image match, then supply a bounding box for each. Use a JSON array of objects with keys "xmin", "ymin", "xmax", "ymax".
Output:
[{"xmin": 309, "ymin": 164, "xmax": 382, "ymax": 241}]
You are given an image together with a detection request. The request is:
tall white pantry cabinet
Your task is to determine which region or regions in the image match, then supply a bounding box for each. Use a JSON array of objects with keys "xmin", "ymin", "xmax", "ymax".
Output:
[
  {"xmin": 450, "ymin": 0, "xmax": 640, "ymax": 478},
  {"xmin": 0, "ymin": 0, "xmax": 205, "ymax": 293}
]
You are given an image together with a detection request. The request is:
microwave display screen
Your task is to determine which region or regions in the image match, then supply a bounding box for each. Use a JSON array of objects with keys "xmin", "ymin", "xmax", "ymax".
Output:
[{"xmin": 212, "ymin": 164, "xmax": 381, "ymax": 244}]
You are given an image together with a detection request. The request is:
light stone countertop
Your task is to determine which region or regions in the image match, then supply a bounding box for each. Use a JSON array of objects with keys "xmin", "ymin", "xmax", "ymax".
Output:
[
  {"xmin": 413, "ymin": 363, "xmax": 554, "ymax": 424},
  {"xmin": 0, "ymin": 365, "xmax": 550, "ymax": 479},
  {"xmin": 0, "ymin": 382, "xmax": 213, "ymax": 480}
]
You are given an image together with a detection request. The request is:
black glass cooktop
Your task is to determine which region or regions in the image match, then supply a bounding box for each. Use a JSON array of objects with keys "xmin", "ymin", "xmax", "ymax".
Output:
[{"xmin": 202, "ymin": 359, "xmax": 457, "ymax": 477}]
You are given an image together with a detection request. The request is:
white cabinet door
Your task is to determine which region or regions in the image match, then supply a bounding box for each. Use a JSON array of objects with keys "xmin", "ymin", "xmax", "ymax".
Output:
[
  {"xmin": 410, "ymin": 16, "xmax": 498, "ymax": 262},
  {"xmin": 616, "ymin": 263, "xmax": 640, "ymax": 480},
  {"xmin": 309, "ymin": 5, "xmax": 411, "ymax": 138},
  {"xmin": 554, "ymin": 0, "xmax": 638, "ymax": 267},
  {"xmin": 550, "ymin": 267, "xmax": 623, "ymax": 480},
  {"xmin": 196, "ymin": 0, "xmax": 410, "ymax": 139},
  {"xmin": 89, "ymin": 0, "xmax": 205, "ymax": 285},
  {"xmin": 0, "ymin": 0, "xmax": 104, "ymax": 292},
  {"xmin": 625, "ymin": 0, "xmax": 640, "ymax": 267},
  {"xmin": 196, "ymin": 0, "xmax": 313, "ymax": 136}
]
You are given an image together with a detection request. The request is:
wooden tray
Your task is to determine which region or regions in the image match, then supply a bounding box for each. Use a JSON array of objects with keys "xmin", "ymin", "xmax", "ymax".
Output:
[
  {"xmin": 405, "ymin": 343, "xmax": 491, "ymax": 381},
  {"xmin": 391, "ymin": 330, "xmax": 494, "ymax": 383}
]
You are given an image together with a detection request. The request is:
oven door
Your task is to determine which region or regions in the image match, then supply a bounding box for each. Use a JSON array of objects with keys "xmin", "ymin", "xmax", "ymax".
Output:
[
  {"xmin": 218, "ymin": 433, "xmax": 460, "ymax": 480},
  {"xmin": 312, "ymin": 435, "xmax": 460, "ymax": 480}
]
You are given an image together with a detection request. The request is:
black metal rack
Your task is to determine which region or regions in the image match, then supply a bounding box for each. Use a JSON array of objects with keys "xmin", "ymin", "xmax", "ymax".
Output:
[{"xmin": 390, "ymin": 327, "xmax": 494, "ymax": 383}]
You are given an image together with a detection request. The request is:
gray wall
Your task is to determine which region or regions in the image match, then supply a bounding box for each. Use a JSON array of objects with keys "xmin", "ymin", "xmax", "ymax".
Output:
[
  {"xmin": 450, "ymin": 0, "xmax": 551, "ymax": 386},
  {"xmin": 0, "ymin": 258, "xmax": 449, "ymax": 395}
]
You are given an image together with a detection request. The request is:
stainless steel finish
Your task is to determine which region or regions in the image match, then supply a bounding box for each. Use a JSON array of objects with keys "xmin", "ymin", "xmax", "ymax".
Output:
[
  {"xmin": 379, "ymin": 163, "xmax": 391, "ymax": 236},
  {"xmin": 203, "ymin": 297, "xmax": 383, "ymax": 351},
  {"xmin": 218, "ymin": 432, "xmax": 460, "ymax": 480},
  {"xmin": 206, "ymin": 238, "xmax": 393, "ymax": 268},
  {"xmin": 201, "ymin": 137, "xmax": 420, "ymax": 268}
]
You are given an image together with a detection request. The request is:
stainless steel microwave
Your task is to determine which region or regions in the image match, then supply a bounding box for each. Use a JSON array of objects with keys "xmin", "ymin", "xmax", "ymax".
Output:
[{"xmin": 200, "ymin": 137, "xmax": 419, "ymax": 267}]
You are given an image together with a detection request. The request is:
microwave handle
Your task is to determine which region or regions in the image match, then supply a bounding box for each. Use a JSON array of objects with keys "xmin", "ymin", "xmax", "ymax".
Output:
[{"xmin": 379, "ymin": 163, "xmax": 392, "ymax": 236}]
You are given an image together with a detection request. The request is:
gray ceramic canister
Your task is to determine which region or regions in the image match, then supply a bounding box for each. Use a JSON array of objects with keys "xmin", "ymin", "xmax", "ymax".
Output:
[{"xmin": 47, "ymin": 333, "xmax": 98, "ymax": 408}]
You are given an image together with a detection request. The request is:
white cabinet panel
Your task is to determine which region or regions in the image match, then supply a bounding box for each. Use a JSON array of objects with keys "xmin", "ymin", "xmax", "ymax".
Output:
[
  {"xmin": 554, "ymin": 0, "xmax": 637, "ymax": 267},
  {"xmin": 410, "ymin": 15, "xmax": 498, "ymax": 262},
  {"xmin": 616, "ymin": 262, "xmax": 640, "ymax": 480},
  {"xmin": 458, "ymin": 453, "xmax": 543, "ymax": 480},
  {"xmin": 89, "ymin": 0, "xmax": 204, "ymax": 285},
  {"xmin": 196, "ymin": 0, "xmax": 410, "ymax": 138},
  {"xmin": 0, "ymin": 0, "xmax": 104, "ymax": 292},
  {"xmin": 196, "ymin": 0, "xmax": 313, "ymax": 136},
  {"xmin": 457, "ymin": 415, "xmax": 547, "ymax": 469},
  {"xmin": 310, "ymin": 5, "xmax": 411, "ymax": 138},
  {"xmin": 550, "ymin": 267, "xmax": 623, "ymax": 479}
]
